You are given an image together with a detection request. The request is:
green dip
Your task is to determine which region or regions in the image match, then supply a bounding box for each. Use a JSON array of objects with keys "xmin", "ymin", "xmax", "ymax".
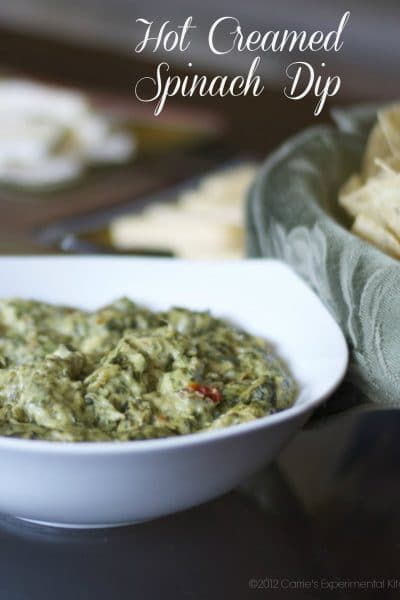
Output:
[{"xmin": 0, "ymin": 298, "xmax": 296, "ymax": 441}]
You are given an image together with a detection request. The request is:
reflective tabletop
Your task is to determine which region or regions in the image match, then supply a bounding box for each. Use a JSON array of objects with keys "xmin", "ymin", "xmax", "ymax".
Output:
[{"xmin": 0, "ymin": 403, "xmax": 399, "ymax": 600}]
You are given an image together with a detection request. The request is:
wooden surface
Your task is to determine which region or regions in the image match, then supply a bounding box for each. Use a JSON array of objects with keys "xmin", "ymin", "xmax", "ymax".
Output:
[{"xmin": 0, "ymin": 152, "xmax": 224, "ymax": 236}]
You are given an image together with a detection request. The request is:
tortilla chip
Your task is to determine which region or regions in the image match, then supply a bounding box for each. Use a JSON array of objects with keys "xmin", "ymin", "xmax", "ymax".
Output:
[
  {"xmin": 378, "ymin": 103, "xmax": 400, "ymax": 157},
  {"xmin": 340, "ymin": 171, "xmax": 400, "ymax": 234},
  {"xmin": 362, "ymin": 122, "xmax": 392, "ymax": 178},
  {"xmin": 340, "ymin": 102, "xmax": 400, "ymax": 260},
  {"xmin": 352, "ymin": 213, "xmax": 400, "ymax": 259}
]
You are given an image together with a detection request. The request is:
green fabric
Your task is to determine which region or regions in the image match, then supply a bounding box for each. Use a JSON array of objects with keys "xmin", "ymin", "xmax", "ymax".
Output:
[{"xmin": 247, "ymin": 107, "xmax": 400, "ymax": 408}]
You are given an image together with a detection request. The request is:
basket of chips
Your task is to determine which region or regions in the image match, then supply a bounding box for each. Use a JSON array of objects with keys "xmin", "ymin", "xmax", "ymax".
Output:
[{"xmin": 247, "ymin": 104, "xmax": 400, "ymax": 407}]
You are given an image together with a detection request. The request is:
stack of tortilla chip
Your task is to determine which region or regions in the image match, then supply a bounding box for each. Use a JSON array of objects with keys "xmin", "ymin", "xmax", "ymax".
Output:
[
  {"xmin": 111, "ymin": 163, "xmax": 257, "ymax": 259},
  {"xmin": 339, "ymin": 104, "xmax": 400, "ymax": 259}
]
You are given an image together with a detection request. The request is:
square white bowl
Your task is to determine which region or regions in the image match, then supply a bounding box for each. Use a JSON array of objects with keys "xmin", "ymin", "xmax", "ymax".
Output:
[{"xmin": 0, "ymin": 257, "xmax": 347, "ymax": 527}]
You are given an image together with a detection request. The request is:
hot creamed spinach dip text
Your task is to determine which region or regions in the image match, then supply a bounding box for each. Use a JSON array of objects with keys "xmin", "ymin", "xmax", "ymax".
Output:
[{"xmin": 0, "ymin": 298, "xmax": 296, "ymax": 441}]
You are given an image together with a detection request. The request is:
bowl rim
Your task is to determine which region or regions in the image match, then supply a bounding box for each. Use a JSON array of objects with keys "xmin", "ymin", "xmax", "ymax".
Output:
[{"xmin": 0, "ymin": 256, "xmax": 348, "ymax": 455}]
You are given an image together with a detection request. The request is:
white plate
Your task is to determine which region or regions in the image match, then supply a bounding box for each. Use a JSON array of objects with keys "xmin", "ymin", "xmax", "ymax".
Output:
[{"xmin": 0, "ymin": 257, "xmax": 347, "ymax": 528}]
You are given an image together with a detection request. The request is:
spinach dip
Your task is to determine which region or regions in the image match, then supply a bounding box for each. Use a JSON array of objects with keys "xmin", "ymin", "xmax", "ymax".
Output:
[{"xmin": 0, "ymin": 298, "xmax": 296, "ymax": 441}]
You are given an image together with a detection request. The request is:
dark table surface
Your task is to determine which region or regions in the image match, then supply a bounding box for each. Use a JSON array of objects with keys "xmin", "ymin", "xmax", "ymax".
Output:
[{"xmin": 0, "ymin": 404, "xmax": 399, "ymax": 600}]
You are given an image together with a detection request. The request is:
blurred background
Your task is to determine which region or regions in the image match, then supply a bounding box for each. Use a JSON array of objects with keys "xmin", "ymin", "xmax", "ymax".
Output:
[
  {"xmin": 0, "ymin": 0, "xmax": 397, "ymax": 98},
  {"xmin": 0, "ymin": 0, "xmax": 397, "ymax": 257}
]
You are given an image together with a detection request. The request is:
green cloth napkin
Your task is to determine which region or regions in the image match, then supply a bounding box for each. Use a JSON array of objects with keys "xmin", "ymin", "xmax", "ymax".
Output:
[{"xmin": 246, "ymin": 107, "xmax": 400, "ymax": 408}]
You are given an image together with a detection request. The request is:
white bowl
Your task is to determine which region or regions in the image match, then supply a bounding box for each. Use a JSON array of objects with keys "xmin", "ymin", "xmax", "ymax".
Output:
[{"xmin": 0, "ymin": 257, "xmax": 347, "ymax": 528}]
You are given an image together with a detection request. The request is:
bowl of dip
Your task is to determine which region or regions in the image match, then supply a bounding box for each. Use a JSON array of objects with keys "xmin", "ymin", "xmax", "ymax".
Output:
[{"xmin": 0, "ymin": 257, "xmax": 347, "ymax": 527}]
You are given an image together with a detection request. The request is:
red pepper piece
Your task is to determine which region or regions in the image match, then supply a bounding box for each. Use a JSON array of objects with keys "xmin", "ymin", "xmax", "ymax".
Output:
[{"xmin": 187, "ymin": 383, "xmax": 222, "ymax": 404}]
